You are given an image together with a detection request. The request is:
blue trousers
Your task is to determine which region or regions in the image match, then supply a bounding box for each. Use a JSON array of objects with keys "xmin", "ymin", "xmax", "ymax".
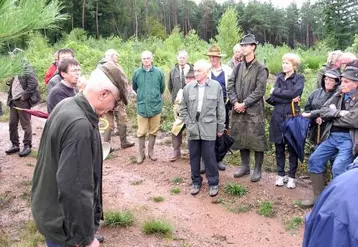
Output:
[
  {"xmin": 46, "ymin": 239, "xmax": 63, "ymax": 247},
  {"xmin": 189, "ymin": 139, "xmax": 219, "ymax": 186},
  {"xmin": 308, "ymin": 132, "xmax": 353, "ymax": 178}
]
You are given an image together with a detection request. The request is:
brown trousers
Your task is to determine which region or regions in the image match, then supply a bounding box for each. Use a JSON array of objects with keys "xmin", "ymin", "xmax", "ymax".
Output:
[{"xmin": 9, "ymin": 99, "xmax": 32, "ymax": 147}]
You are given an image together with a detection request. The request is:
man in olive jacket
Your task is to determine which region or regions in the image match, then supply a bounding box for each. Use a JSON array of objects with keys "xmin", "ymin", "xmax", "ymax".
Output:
[
  {"xmin": 180, "ymin": 59, "xmax": 225, "ymax": 197},
  {"xmin": 227, "ymin": 34, "xmax": 269, "ymax": 182},
  {"xmin": 31, "ymin": 62, "xmax": 128, "ymax": 247},
  {"xmin": 132, "ymin": 50, "xmax": 165, "ymax": 164}
]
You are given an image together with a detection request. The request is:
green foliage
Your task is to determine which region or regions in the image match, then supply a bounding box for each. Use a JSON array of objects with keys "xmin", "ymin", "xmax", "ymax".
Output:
[
  {"xmin": 216, "ymin": 7, "xmax": 243, "ymax": 58},
  {"xmin": 103, "ymin": 210, "xmax": 135, "ymax": 227},
  {"xmin": 348, "ymin": 34, "xmax": 358, "ymax": 53},
  {"xmin": 228, "ymin": 204, "xmax": 251, "ymax": 213},
  {"xmin": 142, "ymin": 219, "xmax": 173, "ymax": 235},
  {"xmin": 18, "ymin": 220, "xmax": 45, "ymax": 247},
  {"xmin": 171, "ymin": 177, "xmax": 184, "ymax": 184},
  {"xmin": 152, "ymin": 196, "xmax": 165, "ymax": 202},
  {"xmin": 285, "ymin": 217, "xmax": 303, "ymax": 231},
  {"xmin": 170, "ymin": 187, "xmax": 181, "ymax": 195},
  {"xmin": 224, "ymin": 183, "xmax": 248, "ymax": 197},
  {"xmin": 258, "ymin": 201, "xmax": 275, "ymax": 217}
]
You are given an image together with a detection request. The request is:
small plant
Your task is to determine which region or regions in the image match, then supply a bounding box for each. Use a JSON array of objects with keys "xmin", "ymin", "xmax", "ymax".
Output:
[
  {"xmin": 285, "ymin": 217, "xmax": 303, "ymax": 231},
  {"xmin": 0, "ymin": 194, "xmax": 12, "ymax": 210},
  {"xmin": 258, "ymin": 201, "xmax": 275, "ymax": 217},
  {"xmin": 294, "ymin": 200, "xmax": 303, "ymax": 207},
  {"xmin": 26, "ymin": 163, "xmax": 34, "ymax": 167},
  {"xmin": 228, "ymin": 204, "xmax": 251, "ymax": 214},
  {"xmin": 224, "ymin": 183, "xmax": 248, "ymax": 197},
  {"xmin": 142, "ymin": 219, "xmax": 173, "ymax": 235},
  {"xmin": 29, "ymin": 150, "xmax": 38, "ymax": 159},
  {"xmin": 152, "ymin": 196, "xmax": 164, "ymax": 202},
  {"xmin": 105, "ymin": 153, "xmax": 116, "ymax": 160},
  {"xmin": 170, "ymin": 187, "xmax": 181, "ymax": 195},
  {"xmin": 18, "ymin": 220, "xmax": 45, "ymax": 246},
  {"xmin": 103, "ymin": 210, "xmax": 135, "ymax": 227},
  {"xmin": 129, "ymin": 155, "xmax": 137, "ymax": 164},
  {"xmin": 130, "ymin": 179, "xmax": 143, "ymax": 185},
  {"xmin": 171, "ymin": 176, "xmax": 183, "ymax": 184}
]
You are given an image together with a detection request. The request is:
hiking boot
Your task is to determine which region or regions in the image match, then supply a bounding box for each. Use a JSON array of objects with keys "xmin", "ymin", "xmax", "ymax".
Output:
[
  {"xmin": 217, "ymin": 161, "xmax": 226, "ymax": 171},
  {"xmin": 300, "ymin": 173, "xmax": 325, "ymax": 208},
  {"xmin": 19, "ymin": 145, "xmax": 31, "ymax": 157},
  {"xmin": 275, "ymin": 176, "xmax": 285, "ymax": 187},
  {"xmin": 118, "ymin": 124, "xmax": 134, "ymax": 149},
  {"xmin": 148, "ymin": 135, "xmax": 157, "ymax": 161},
  {"xmin": 209, "ymin": 185, "xmax": 219, "ymax": 197},
  {"xmin": 136, "ymin": 136, "xmax": 146, "ymax": 164},
  {"xmin": 190, "ymin": 184, "xmax": 201, "ymax": 195},
  {"xmin": 5, "ymin": 144, "xmax": 20, "ymax": 155}
]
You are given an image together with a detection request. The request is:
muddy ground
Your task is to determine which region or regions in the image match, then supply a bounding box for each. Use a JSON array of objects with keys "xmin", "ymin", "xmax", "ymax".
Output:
[{"xmin": 0, "ymin": 93, "xmax": 312, "ymax": 247}]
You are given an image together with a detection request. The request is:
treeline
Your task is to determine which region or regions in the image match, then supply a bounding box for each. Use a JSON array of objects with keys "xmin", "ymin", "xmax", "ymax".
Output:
[{"xmin": 44, "ymin": 0, "xmax": 358, "ymax": 49}]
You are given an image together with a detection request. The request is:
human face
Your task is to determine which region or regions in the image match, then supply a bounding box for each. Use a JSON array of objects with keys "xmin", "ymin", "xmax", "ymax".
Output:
[
  {"xmin": 177, "ymin": 54, "xmax": 188, "ymax": 67},
  {"xmin": 62, "ymin": 64, "xmax": 81, "ymax": 86},
  {"xmin": 282, "ymin": 59, "xmax": 295, "ymax": 74},
  {"xmin": 185, "ymin": 76, "xmax": 196, "ymax": 84},
  {"xmin": 209, "ymin": 56, "xmax": 221, "ymax": 68},
  {"xmin": 58, "ymin": 52, "xmax": 74, "ymax": 63},
  {"xmin": 324, "ymin": 77, "xmax": 336, "ymax": 91},
  {"xmin": 341, "ymin": 77, "xmax": 358, "ymax": 94},
  {"xmin": 194, "ymin": 67, "xmax": 208, "ymax": 83},
  {"xmin": 110, "ymin": 53, "xmax": 118, "ymax": 64},
  {"xmin": 241, "ymin": 44, "xmax": 255, "ymax": 57},
  {"xmin": 234, "ymin": 47, "xmax": 243, "ymax": 60},
  {"xmin": 97, "ymin": 89, "xmax": 120, "ymax": 115},
  {"xmin": 141, "ymin": 54, "xmax": 153, "ymax": 68}
]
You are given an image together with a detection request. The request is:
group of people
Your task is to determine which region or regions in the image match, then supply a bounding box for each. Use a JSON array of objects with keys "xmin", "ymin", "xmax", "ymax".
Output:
[{"xmin": 3, "ymin": 32, "xmax": 358, "ymax": 246}]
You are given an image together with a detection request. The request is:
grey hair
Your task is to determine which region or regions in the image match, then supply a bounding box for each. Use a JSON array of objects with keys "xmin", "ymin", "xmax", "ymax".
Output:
[
  {"xmin": 141, "ymin": 50, "xmax": 153, "ymax": 59},
  {"xmin": 177, "ymin": 50, "xmax": 189, "ymax": 58},
  {"xmin": 327, "ymin": 50, "xmax": 343, "ymax": 66},
  {"xmin": 233, "ymin": 44, "xmax": 241, "ymax": 52},
  {"xmin": 105, "ymin": 49, "xmax": 119, "ymax": 59},
  {"xmin": 194, "ymin": 59, "xmax": 210, "ymax": 72}
]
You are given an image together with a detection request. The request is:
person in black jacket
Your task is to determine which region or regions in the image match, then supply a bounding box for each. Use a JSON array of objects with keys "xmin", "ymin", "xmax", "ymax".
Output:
[
  {"xmin": 5, "ymin": 62, "xmax": 40, "ymax": 157},
  {"xmin": 267, "ymin": 53, "xmax": 304, "ymax": 189}
]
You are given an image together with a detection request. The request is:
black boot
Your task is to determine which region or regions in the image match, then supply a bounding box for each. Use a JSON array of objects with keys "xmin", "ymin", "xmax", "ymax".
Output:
[
  {"xmin": 217, "ymin": 161, "xmax": 226, "ymax": 171},
  {"xmin": 19, "ymin": 145, "xmax": 32, "ymax": 157},
  {"xmin": 234, "ymin": 149, "xmax": 250, "ymax": 178},
  {"xmin": 5, "ymin": 144, "xmax": 20, "ymax": 155},
  {"xmin": 251, "ymin": 151, "xmax": 263, "ymax": 182}
]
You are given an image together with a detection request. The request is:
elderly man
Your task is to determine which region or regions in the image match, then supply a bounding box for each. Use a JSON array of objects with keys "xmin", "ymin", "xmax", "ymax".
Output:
[
  {"xmin": 180, "ymin": 59, "xmax": 225, "ymax": 197},
  {"xmin": 301, "ymin": 66, "xmax": 358, "ymax": 208},
  {"xmin": 168, "ymin": 50, "xmax": 193, "ymax": 161},
  {"xmin": 227, "ymin": 44, "xmax": 243, "ymax": 69},
  {"xmin": 133, "ymin": 51, "xmax": 165, "ymax": 164},
  {"xmin": 5, "ymin": 62, "xmax": 40, "ymax": 157},
  {"xmin": 98, "ymin": 49, "xmax": 134, "ymax": 149},
  {"xmin": 31, "ymin": 62, "xmax": 128, "ymax": 247},
  {"xmin": 48, "ymin": 48, "xmax": 75, "ymax": 93},
  {"xmin": 47, "ymin": 58, "xmax": 81, "ymax": 114},
  {"xmin": 227, "ymin": 34, "xmax": 269, "ymax": 183}
]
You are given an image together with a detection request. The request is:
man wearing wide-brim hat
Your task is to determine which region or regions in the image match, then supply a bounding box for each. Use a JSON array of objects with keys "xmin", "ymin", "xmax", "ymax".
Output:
[
  {"xmin": 301, "ymin": 66, "xmax": 358, "ymax": 208},
  {"xmin": 227, "ymin": 33, "xmax": 269, "ymax": 182}
]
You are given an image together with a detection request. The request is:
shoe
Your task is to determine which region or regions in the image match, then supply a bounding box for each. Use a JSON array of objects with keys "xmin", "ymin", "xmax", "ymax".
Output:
[
  {"xmin": 283, "ymin": 175, "xmax": 289, "ymax": 184},
  {"xmin": 287, "ymin": 177, "xmax": 296, "ymax": 189},
  {"xmin": 217, "ymin": 161, "xmax": 226, "ymax": 171},
  {"xmin": 190, "ymin": 184, "xmax": 201, "ymax": 195},
  {"xmin": 209, "ymin": 185, "xmax": 219, "ymax": 197},
  {"xmin": 19, "ymin": 146, "xmax": 31, "ymax": 157},
  {"xmin": 95, "ymin": 235, "xmax": 104, "ymax": 243},
  {"xmin": 5, "ymin": 144, "xmax": 20, "ymax": 155},
  {"xmin": 275, "ymin": 176, "xmax": 285, "ymax": 187}
]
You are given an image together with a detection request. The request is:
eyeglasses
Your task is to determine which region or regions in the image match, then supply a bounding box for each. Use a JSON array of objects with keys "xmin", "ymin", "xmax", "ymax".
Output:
[
  {"xmin": 109, "ymin": 91, "xmax": 119, "ymax": 108},
  {"xmin": 324, "ymin": 77, "xmax": 336, "ymax": 83}
]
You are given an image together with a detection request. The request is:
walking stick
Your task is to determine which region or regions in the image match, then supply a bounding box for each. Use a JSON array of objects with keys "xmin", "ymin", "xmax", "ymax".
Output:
[{"xmin": 317, "ymin": 124, "xmax": 321, "ymax": 144}]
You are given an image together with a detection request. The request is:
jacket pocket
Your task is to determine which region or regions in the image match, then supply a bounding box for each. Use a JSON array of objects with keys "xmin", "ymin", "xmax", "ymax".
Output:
[{"xmin": 187, "ymin": 122, "xmax": 199, "ymax": 137}]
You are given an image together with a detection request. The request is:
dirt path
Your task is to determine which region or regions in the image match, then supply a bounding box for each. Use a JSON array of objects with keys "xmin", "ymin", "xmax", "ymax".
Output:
[{"xmin": 0, "ymin": 92, "xmax": 311, "ymax": 247}]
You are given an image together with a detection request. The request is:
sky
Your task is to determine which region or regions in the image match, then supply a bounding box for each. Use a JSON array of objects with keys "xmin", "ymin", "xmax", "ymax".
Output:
[{"xmin": 195, "ymin": 0, "xmax": 317, "ymax": 8}]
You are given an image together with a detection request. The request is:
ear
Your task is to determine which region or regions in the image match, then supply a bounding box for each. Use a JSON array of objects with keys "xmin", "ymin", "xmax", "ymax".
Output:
[{"xmin": 60, "ymin": 71, "xmax": 66, "ymax": 78}]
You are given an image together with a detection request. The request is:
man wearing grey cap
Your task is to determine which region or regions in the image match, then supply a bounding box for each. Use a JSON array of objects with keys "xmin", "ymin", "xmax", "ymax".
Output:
[
  {"xmin": 31, "ymin": 62, "xmax": 127, "ymax": 247},
  {"xmin": 301, "ymin": 66, "xmax": 358, "ymax": 208}
]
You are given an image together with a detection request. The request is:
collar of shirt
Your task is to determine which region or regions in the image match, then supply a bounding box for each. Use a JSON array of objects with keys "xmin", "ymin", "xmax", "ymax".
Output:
[
  {"xmin": 194, "ymin": 78, "xmax": 210, "ymax": 87},
  {"xmin": 345, "ymin": 89, "xmax": 358, "ymax": 101}
]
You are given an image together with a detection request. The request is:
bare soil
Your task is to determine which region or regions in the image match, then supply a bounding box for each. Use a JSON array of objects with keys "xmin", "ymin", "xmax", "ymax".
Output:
[{"xmin": 0, "ymin": 92, "xmax": 312, "ymax": 247}]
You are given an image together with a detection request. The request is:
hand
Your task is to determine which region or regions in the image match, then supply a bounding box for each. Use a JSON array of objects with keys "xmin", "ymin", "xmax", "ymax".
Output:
[
  {"xmin": 339, "ymin": 110, "xmax": 349, "ymax": 117},
  {"xmin": 329, "ymin": 104, "xmax": 337, "ymax": 110},
  {"xmin": 301, "ymin": 112, "xmax": 311, "ymax": 118},
  {"xmin": 315, "ymin": 117, "xmax": 323, "ymax": 125},
  {"xmin": 292, "ymin": 96, "xmax": 301, "ymax": 103},
  {"xmin": 86, "ymin": 238, "xmax": 100, "ymax": 247},
  {"xmin": 235, "ymin": 103, "xmax": 246, "ymax": 113},
  {"xmin": 217, "ymin": 131, "xmax": 223, "ymax": 137}
]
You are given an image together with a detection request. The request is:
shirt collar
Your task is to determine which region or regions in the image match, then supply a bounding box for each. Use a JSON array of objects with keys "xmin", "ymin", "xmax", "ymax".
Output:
[{"xmin": 344, "ymin": 89, "xmax": 358, "ymax": 101}]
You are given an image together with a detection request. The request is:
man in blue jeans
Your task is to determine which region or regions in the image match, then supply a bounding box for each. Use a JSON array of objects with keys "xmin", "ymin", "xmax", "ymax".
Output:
[{"xmin": 301, "ymin": 66, "xmax": 358, "ymax": 208}]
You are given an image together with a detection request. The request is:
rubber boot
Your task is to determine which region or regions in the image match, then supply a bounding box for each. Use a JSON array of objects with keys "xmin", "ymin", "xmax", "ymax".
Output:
[
  {"xmin": 148, "ymin": 135, "xmax": 157, "ymax": 161},
  {"xmin": 136, "ymin": 136, "xmax": 146, "ymax": 164},
  {"xmin": 251, "ymin": 151, "xmax": 263, "ymax": 182},
  {"xmin": 301, "ymin": 173, "xmax": 325, "ymax": 208},
  {"xmin": 169, "ymin": 134, "xmax": 182, "ymax": 162},
  {"xmin": 234, "ymin": 149, "xmax": 250, "ymax": 178},
  {"xmin": 119, "ymin": 124, "xmax": 135, "ymax": 149},
  {"xmin": 103, "ymin": 128, "xmax": 112, "ymax": 143}
]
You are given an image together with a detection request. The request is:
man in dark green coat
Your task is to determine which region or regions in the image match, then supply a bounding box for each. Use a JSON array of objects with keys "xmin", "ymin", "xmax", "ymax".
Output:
[
  {"xmin": 132, "ymin": 50, "xmax": 165, "ymax": 164},
  {"xmin": 227, "ymin": 34, "xmax": 269, "ymax": 182},
  {"xmin": 31, "ymin": 62, "xmax": 127, "ymax": 247}
]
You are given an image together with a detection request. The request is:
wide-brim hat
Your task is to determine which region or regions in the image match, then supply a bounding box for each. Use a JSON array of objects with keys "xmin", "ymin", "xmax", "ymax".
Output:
[
  {"xmin": 341, "ymin": 66, "xmax": 358, "ymax": 82},
  {"xmin": 240, "ymin": 34, "xmax": 259, "ymax": 45},
  {"xmin": 205, "ymin": 44, "xmax": 225, "ymax": 57}
]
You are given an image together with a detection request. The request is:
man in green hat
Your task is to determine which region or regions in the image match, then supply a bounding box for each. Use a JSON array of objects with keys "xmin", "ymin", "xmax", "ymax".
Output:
[{"xmin": 227, "ymin": 34, "xmax": 269, "ymax": 182}]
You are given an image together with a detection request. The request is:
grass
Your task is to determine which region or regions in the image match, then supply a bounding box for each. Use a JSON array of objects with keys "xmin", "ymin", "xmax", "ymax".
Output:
[
  {"xmin": 105, "ymin": 153, "xmax": 117, "ymax": 160},
  {"xmin": 170, "ymin": 176, "xmax": 183, "ymax": 184},
  {"xmin": 0, "ymin": 194, "xmax": 12, "ymax": 210},
  {"xmin": 294, "ymin": 200, "xmax": 303, "ymax": 207},
  {"xmin": 0, "ymin": 106, "xmax": 9, "ymax": 122},
  {"xmin": 130, "ymin": 179, "xmax": 143, "ymax": 185},
  {"xmin": 129, "ymin": 155, "xmax": 137, "ymax": 164},
  {"xmin": 29, "ymin": 150, "xmax": 38, "ymax": 159},
  {"xmin": 0, "ymin": 233, "xmax": 10, "ymax": 247},
  {"xmin": 228, "ymin": 204, "xmax": 252, "ymax": 214},
  {"xmin": 170, "ymin": 187, "xmax": 181, "ymax": 195},
  {"xmin": 152, "ymin": 196, "xmax": 164, "ymax": 202},
  {"xmin": 258, "ymin": 201, "xmax": 275, "ymax": 218},
  {"xmin": 285, "ymin": 217, "xmax": 304, "ymax": 231},
  {"xmin": 103, "ymin": 210, "xmax": 135, "ymax": 227},
  {"xmin": 142, "ymin": 219, "xmax": 173, "ymax": 236},
  {"xmin": 17, "ymin": 220, "xmax": 45, "ymax": 247},
  {"xmin": 224, "ymin": 183, "xmax": 248, "ymax": 197}
]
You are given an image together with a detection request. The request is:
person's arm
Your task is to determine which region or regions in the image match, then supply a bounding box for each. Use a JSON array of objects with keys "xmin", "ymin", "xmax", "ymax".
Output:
[
  {"xmin": 243, "ymin": 67, "xmax": 268, "ymax": 108},
  {"xmin": 132, "ymin": 71, "xmax": 138, "ymax": 93},
  {"xmin": 160, "ymin": 70, "xmax": 165, "ymax": 95},
  {"xmin": 56, "ymin": 121, "xmax": 96, "ymax": 246},
  {"xmin": 179, "ymin": 86, "xmax": 190, "ymax": 124},
  {"xmin": 320, "ymin": 94, "xmax": 341, "ymax": 121},
  {"xmin": 227, "ymin": 65, "xmax": 239, "ymax": 105},
  {"xmin": 217, "ymin": 86, "xmax": 225, "ymax": 133},
  {"xmin": 22, "ymin": 69, "xmax": 38, "ymax": 100},
  {"xmin": 271, "ymin": 74, "xmax": 305, "ymax": 99},
  {"xmin": 168, "ymin": 70, "xmax": 173, "ymax": 95}
]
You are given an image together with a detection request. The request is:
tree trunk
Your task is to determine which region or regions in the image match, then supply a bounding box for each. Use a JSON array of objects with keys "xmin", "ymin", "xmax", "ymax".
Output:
[
  {"xmin": 95, "ymin": 1, "xmax": 99, "ymax": 38},
  {"xmin": 306, "ymin": 22, "xmax": 310, "ymax": 47},
  {"xmin": 82, "ymin": 0, "xmax": 86, "ymax": 29},
  {"xmin": 145, "ymin": 0, "xmax": 149, "ymax": 34},
  {"xmin": 134, "ymin": 0, "xmax": 138, "ymax": 38}
]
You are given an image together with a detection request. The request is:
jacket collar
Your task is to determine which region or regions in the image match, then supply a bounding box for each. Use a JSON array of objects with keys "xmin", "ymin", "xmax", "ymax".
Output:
[
  {"xmin": 73, "ymin": 92, "xmax": 99, "ymax": 128},
  {"xmin": 194, "ymin": 78, "xmax": 211, "ymax": 88},
  {"xmin": 278, "ymin": 72, "xmax": 296, "ymax": 80}
]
